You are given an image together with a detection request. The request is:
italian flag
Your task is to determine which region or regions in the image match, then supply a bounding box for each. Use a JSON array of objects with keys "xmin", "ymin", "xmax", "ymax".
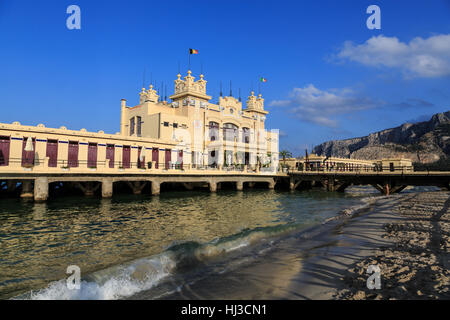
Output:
[
  {"xmin": 189, "ymin": 48, "xmax": 198, "ymax": 54},
  {"xmin": 260, "ymin": 77, "xmax": 267, "ymax": 82}
]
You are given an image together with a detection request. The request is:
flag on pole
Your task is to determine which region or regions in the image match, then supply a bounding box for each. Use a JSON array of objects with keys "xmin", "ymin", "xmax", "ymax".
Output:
[
  {"xmin": 260, "ymin": 77, "xmax": 267, "ymax": 82},
  {"xmin": 189, "ymin": 48, "xmax": 199, "ymax": 54}
]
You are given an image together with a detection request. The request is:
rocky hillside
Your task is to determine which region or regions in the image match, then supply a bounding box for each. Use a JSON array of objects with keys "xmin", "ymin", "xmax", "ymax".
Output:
[{"xmin": 313, "ymin": 111, "xmax": 450, "ymax": 163}]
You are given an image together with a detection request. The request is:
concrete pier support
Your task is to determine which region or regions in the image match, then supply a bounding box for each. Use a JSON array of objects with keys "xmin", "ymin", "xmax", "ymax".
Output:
[
  {"xmin": 20, "ymin": 180, "xmax": 33, "ymax": 198},
  {"xmin": 268, "ymin": 179, "xmax": 276, "ymax": 189},
  {"xmin": 34, "ymin": 177, "xmax": 48, "ymax": 202},
  {"xmin": 151, "ymin": 181, "xmax": 160, "ymax": 195},
  {"xmin": 75, "ymin": 182, "xmax": 100, "ymax": 196},
  {"xmin": 289, "ymin": 177, "xmax": 295, "ymax": 191},
  {"xmin": 7, "ymin": 180, "xmax": 17, "ymax": 193},
  {"xmin": 209, "ymin": 181, "xmax": 217, "ymax": 193},
  {"xmin": 126, "ymin": 181, "xmax": 148, "ymax": 195},
  {"xmin": 383, "ymin": 183, "xmax": 390, "ymax": 196},
  {"xmin": 102, "ymin": 179, "xmax": 113, "ymax": 198},
  {"xmin": 183, "ymin": 183, "xmax": 194, "ymax": 190},
  {"xmin": 326, "ymin": 178, "xmax": 335, "ymax": 192},
  {"xmin": 236, "ymin": 181, "xmax": 243, "ymax": 191}
]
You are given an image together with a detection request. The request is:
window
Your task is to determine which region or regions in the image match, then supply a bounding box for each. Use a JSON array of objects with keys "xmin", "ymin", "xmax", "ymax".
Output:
[
  {"xmin": 22, "ymin": 137, "xmax": 36, "ymax": 167},
  {"xmin": 46, "ymin": 139, "xmax": 58, "ymax": 167},
  {"xmin": 209, "ymin": 121, "xmax": 219, "ymax": 141},
  {"xmin": 0, "ymin": 136, "xmax": 10, "ymax": 166},
  {"xmin": 137, "ymin": 116, "xmax": 142, "ymax": 136},
  {"xmin": 173, "ymin": 123, "xmax": 178, "ymax": 128},
  {"xmin": 130, "ymin": 117, "xmax": 135, "ymax": 135},
  {"xmin": 242, "ymin": 127, "xmax": 250, "ymax": 143},
  {"xmin": 106, "ymin": 144, "xmax": 115, "ymax": 168},
  {"xmin": 223, "ymin": 123, "xmax": 238, "ymax": 142},
  {"xmin": 68, "ymin": 141, "xmax": 79, "ymax": 168},
  {"xmin": 163, "ymin": 122, "xmax": 169, "ymax": 127}
]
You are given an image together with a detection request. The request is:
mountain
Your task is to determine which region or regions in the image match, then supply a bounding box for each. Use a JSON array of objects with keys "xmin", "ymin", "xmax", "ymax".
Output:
[{"xmin": 313, "ymin": 111, "xmax": 450, "ymax": 164}]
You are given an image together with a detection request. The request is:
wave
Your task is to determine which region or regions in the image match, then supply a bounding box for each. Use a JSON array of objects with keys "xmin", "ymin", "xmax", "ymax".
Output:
[
  {"xmin": 322, "ymin": 196, "xmax": 377, "ymax": 224},
  {"xmin": 15, "ymin": 196, "xmax": 374, "ymax": 300},
  {"xmin": 14, "ymin": 223, "xmax": 302, "ymax": 300}
]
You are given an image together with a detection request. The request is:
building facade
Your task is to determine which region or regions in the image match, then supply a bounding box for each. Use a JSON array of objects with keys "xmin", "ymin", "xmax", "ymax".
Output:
[
  {"xmin": 283, "ymin": 154, "xmax": 413, "ymax": 172},
  {"xmin": 0, "ymin": 70, "xmax": 279, "ymax": 174}
]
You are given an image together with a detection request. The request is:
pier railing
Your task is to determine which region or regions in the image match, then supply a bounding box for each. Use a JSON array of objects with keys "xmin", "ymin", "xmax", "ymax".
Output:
[
  {"xmin": 0, "ymin": 157, "xmax": 278, "ymax": 175},
  {"xmin": 286, "ymin": 165, "xmax": 446, "ymax": 175}
]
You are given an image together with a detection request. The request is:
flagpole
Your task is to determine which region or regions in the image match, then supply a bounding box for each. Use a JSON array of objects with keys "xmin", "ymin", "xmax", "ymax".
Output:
[
  {"xmin": 258, "ymin": 76, "xmax": 261, "ymax": 95},
  {"xmin": 188, "ymin": 50, "xmax": 191, "ymax": 71}
]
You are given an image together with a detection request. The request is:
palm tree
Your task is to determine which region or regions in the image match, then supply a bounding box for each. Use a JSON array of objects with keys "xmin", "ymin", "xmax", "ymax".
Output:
[{"xmin": 279, "ymin": 150, "xmax": 292, "ymax": 167}]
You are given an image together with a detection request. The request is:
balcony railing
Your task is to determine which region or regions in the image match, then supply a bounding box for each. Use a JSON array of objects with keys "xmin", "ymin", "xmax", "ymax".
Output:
[
  {"xmin": 287, "ymin": 165, "xmax": 416, "ymax": 174},
  {"xmin": 0, "ymin": 157, "xmax": 266, "ymax": 174}
]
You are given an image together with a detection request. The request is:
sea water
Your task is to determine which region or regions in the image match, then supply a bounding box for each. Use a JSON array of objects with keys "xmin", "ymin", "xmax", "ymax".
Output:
[{"xmin": 0, "ymin": 187, "xmax": 382, "ymax": 299}]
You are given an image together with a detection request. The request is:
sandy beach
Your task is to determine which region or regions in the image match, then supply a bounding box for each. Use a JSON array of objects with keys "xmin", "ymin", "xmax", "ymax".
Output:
[
  {"xmin": 336, "ymin": 191, "xmax": 450, "ymax": 299},
  {"xmin": 145, "ymin": 191, "xmax": 449, "ymax": 300}
]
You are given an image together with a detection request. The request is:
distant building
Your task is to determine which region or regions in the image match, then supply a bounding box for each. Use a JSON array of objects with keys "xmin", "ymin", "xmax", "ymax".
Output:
[
  {"xmin": 0, "ymin": 70, "xmax": 279, "ymax": 172},
  {"xmin": 282, "ymin": 154, "xmax": 413, "ymax": 172}
]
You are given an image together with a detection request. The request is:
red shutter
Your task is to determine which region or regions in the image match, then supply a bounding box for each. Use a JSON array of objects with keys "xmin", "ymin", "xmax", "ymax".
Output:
[
  {"xmin": 21, "ymin": 138, "xmax": 36, "ymax": 166},
  {"xmin": 122, "ymin": 146, "xmax": 131, "ymax": 168},
  {"xmin": 106, "ymin": 144, "xmax": 115, "ymax": 168},
  {"xmin": 46, "ymin": 140, "xmax": 58, "ymax": 167},
  {"xmin": 0, "ymin": 136, "xmax": 10, "ymax": 166},
  {"xmin": 165, "ymin": 149, "xmax": 171, "ymax": 169},
  {"xmin": 68, "ymin": 141, "xmax": 79, "ymax": 167},
  {"xmin": 152, "ymin": 148, "xmax": 159, "ymax": 169},
  {"xmin": 88, "ymin": 143, "xmax": 98, "ymax": 168}
]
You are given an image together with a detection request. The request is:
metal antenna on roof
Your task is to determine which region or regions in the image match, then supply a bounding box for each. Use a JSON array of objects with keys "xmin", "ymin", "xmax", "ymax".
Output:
[{"xmin": 142, "ymin": 68, "xmax": 146, "ymax": 89}]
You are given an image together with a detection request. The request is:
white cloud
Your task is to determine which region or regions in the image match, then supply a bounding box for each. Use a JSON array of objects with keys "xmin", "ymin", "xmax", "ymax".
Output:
[
  {"xmin": 336, "ymin": 34, "xmax": 450, "ymax": 78},
  {"xmin": 270, "ymin": 84, "xmax": 377, "ymax": 128}
]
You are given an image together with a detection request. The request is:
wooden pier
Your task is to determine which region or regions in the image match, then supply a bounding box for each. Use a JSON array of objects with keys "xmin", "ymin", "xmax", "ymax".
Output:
[{"xmin": 287, "ymin": 169, "xmax": 450, "ymax": 195}]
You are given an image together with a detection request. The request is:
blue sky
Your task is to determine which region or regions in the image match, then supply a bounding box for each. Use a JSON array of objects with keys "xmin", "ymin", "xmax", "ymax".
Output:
[{"xmin": 0, "ymin": 0, "xmax": 449, "ymax": 156}]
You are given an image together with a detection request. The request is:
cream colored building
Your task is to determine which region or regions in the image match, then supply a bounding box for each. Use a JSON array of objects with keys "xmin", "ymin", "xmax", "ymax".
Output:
[
  {"xmin": 282, "ymin": 154, "xmax": 413, "ymax": 172},
  {"xmin": 122, "ymin": 70, "xmax": 277, "ymax": 169},
  {"xmin": 0, "ymin": 70, "xmax": 279, "ymax": 173}
]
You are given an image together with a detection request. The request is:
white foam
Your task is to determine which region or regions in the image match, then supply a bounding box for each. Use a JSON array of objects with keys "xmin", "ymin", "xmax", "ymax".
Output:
[{"xmin": 22, "ymin": 253, "xmax": 176, "ymax": 300}]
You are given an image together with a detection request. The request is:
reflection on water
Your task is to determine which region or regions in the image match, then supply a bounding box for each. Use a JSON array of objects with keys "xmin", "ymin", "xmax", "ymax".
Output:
[{"xmin": 0, "ymin": 189, "xmax": 370, "ymax": 299}]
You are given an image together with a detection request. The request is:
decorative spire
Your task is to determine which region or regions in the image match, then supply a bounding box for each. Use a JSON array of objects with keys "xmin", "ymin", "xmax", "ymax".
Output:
[{"xmin": 230, "ymin": 80, "xmax": 232, "ymax": 97}]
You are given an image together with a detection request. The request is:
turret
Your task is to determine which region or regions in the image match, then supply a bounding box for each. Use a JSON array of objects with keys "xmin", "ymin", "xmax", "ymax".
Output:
[{"xmin": 246, "ymin": 91, "xmax": 268, "ymax": 115}]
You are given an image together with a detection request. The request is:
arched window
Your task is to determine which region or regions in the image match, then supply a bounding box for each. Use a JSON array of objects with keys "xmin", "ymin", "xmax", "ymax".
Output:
[
  {"xmin": 209, "ymin": 121, "xmax": 219, "ymax": 141},
  {"xmin": 242, "ymin": 127, "xmax": 250, "ymax": 143},
  {"xmin": 223, "ymin": 123, "xmax": 238, "ymax": 142}
]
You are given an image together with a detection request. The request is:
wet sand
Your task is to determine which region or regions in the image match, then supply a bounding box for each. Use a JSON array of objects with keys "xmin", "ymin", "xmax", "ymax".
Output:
[{"xmin": 147, "ymin": 191, "xmax": 449, "ymax": 300}]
